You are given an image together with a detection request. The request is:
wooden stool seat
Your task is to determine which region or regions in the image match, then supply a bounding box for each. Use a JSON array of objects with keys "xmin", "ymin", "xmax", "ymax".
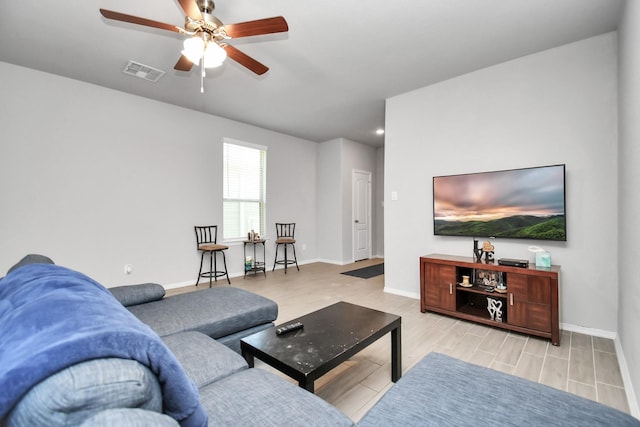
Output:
[
  {"xmin": 199, "ymin": 244, "xmax": 229, "ymax": 251},
  {"xmin": 275, "ymin": 237, "xmax": 295, "ymax": 244}
]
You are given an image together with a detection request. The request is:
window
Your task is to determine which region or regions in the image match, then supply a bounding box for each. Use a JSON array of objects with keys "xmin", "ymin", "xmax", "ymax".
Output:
[{"xmin": 223, "ymin": 139, "xmax": 267, "ymax": 241}]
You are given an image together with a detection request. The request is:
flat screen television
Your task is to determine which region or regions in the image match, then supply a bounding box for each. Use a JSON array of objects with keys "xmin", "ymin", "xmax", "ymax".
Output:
[{"xmin": 433, "ymin": 164, "xmax": 566, "ymax": 241}]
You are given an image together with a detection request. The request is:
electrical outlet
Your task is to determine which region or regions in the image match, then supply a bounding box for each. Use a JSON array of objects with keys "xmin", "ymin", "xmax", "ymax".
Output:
[
  {"xmin": 124, "ymin": 264, "xmax": 132, "ymax": 274},
  {"xmin": 302, "ymin": 243, "xmax": 307, "ymax": 251}
]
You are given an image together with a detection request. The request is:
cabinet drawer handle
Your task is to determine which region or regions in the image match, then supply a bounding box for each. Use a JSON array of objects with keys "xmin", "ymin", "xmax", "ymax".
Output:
[
  {"xmin": 510, "ymin": 293, "xmax": 514, "ymax": 306},
  {"xmin": 449, "ymin": 283, "xmax": 453, "ymax": 294}
]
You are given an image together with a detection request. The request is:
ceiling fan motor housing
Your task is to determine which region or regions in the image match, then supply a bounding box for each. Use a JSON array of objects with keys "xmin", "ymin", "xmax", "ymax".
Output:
[{"xmin": 185, "ymin": 0, "xmax": 225, "ymax": 41}]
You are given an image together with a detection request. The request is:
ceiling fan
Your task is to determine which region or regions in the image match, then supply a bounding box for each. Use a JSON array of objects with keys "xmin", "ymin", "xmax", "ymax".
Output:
[{"xmin": 99, "ymin": 0, "xmax": 288, "ymax": 77}]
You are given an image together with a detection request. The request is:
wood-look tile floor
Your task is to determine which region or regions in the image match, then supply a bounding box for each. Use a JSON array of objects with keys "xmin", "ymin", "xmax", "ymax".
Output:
[{"xmin": 167, "ymin": 259, "xmax": 630, "ymax": 421}]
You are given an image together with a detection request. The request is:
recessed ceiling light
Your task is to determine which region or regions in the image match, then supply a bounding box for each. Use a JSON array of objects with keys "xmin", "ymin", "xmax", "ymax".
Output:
[{"xmin": 376, "ymin": 128, "xmax": 385, "ymax": 135}]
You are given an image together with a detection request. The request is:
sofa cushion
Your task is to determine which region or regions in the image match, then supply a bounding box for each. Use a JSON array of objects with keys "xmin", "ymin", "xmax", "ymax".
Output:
[
  {"xmin": 127, "ymin": 286, "xmax": 278, "ymax": 340},
  {"xmin": 109, "ymin": 283, "xmax": 166, "ymax": 307},
  {"xmin": 199, "ymin": 368, "xmax": 353, "ymax": 426},
  {"xmin": 7, "ymin": 358, "xmax": 162, "ymax": 427},
  {"xmin": 162, "ymin": 331, "xmax": 247, "ymax": 388},
  {"xmin": 358, "ymin": 352, "xmax": 640, "ymax": 427}
]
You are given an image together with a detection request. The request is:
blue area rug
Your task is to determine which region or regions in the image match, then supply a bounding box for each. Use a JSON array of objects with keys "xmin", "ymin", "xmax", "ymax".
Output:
[{"xmin": 341, "ymin": 263, "xmax": 384, "ymax": 279}]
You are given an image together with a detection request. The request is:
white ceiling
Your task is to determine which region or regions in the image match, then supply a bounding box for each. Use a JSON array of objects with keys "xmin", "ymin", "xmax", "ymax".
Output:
[{"xmin": 0, "ymin": 0, "xmax": 624, "ymax": 146}]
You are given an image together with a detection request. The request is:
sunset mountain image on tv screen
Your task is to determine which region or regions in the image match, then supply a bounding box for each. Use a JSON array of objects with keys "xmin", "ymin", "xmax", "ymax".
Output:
[{"xmin": 433, "ymin": 164, "xmax": 566, "ymax": 241}]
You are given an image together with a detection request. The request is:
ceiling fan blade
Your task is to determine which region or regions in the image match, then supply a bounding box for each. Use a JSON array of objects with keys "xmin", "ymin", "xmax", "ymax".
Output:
[
  {"xmin": 224, "ymin": 16, "xmax": 288, "ymax": 38},
  {"xmin": 223, "ymin": 45, "xmax": 269, "ymax": 75},
  {"xmin": 100, "ymin": 9, "xmax": 183, "ymax": 33},
  {"xmin": 174, "ymin": 55, "xmax": 194, "ymax": 71},
  {"xmin": 177, "ymin": 0, "xmax": 203, "ymax": 21}
]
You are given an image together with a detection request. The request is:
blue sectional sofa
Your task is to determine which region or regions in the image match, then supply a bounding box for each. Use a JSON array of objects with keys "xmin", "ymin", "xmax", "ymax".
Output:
[
  {"xmin": 1, "ymin": 255, "xmax": 638, "ymax": 426},
  {"xmin": 359, "ymin": 352, "xmax": 639, "ymax": 426},
  {"xmin": 0, "ymin": 256, "xmax": 351, "ymax": 426}
]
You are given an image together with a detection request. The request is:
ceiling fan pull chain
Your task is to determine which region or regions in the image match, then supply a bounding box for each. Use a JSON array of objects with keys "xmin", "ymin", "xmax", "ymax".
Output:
[{"xmin": 200, "ymin": 61, "xmax": 205, "ymax": 93}]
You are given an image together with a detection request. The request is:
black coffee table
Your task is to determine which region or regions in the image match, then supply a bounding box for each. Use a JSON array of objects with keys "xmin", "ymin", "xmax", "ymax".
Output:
[{"xmin": 240, "ymin": 301, "xmax": 401, "ymax": 393}]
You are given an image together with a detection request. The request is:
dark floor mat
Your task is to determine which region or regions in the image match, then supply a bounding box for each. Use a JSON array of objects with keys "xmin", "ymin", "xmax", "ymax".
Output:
[{"xmin": 341, "ymin": 263, "xmax": 384, "ymax": 279}]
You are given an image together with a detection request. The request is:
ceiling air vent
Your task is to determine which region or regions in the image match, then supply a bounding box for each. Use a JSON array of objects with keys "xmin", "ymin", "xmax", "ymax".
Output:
[{"xmin": 123, "ymin": 61, "xmax": 165, "ymax": 82}]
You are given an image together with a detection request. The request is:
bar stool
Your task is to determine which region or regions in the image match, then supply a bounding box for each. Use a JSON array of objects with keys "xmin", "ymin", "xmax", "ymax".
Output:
[
  {"xmin": 273, "ymin": 223, "xmax": 299, "ymax": 274},
  {"xmin": 195, "ymin": 225, "xmax": 230, "ymax": 287}
]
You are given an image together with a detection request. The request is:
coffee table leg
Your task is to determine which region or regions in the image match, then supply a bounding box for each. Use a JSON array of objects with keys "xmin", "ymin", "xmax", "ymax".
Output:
[
  {"xmin": 241, "ymin": 348, "xmax": 255, "ymax": 368},
  {"xmin": 299, "ymin": 378, "xmax": 315, "ymax": 393},
  {"xmin": 391, "ymin": 325, "xmax": 402, "ymax": 382}
]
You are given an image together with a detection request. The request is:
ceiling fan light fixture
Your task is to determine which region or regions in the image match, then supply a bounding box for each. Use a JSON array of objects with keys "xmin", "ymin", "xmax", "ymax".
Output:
[
  {"xmin": 203, "ymin": 42, "xmax": 227, "ymax": 68},
  {"xmin": 182, "ymin": 36, "xmax": 205, "ymax": 64}
]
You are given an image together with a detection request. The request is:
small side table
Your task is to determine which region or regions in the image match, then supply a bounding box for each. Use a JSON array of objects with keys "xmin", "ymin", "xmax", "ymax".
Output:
[{"xmin": 243, "ymin": 239, "xmax": 267, "ymax": 277}]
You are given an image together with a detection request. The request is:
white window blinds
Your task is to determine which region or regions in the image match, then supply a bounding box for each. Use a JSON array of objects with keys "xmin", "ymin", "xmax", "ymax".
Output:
[{"xmin": 223, "ymin": 140, "xmax": 267, "ymax": 240}]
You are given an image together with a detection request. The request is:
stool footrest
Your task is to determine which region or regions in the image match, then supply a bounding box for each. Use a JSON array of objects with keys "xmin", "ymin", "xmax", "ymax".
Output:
[{"xmin": 199, "ymin": 271, "xmax": 228, "ymax": 278}]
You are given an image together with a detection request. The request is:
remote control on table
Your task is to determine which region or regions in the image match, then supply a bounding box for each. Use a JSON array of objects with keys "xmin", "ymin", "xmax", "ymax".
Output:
[{"xmin": 276, "ymin": 321, "xmax": 304, "ymax": 335}]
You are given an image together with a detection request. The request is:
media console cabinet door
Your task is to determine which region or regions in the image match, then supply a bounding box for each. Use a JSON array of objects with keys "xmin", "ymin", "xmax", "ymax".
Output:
[
  {"xmin": 508, "ymin": 274, "xmax": 552, "ymax": 333},
  {"xmin": 424, "ymin": 262, "xmax": 456, "ymax": 311}
]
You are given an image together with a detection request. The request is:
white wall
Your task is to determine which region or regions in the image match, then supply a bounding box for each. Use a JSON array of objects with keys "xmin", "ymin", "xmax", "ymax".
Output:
[
  {"xmin": 0, "ymin": 62, "xmax": 318, "ymax": 286},
  {"xmin": 385, "ymin": 34, "xmax": 619, "ymax": 332},
  {"xmin": 375, "ymin": 147, "xmax": 385, "ymax": 258},
  {"xmin": 617, "ymin": 0, "xmax": 640, "ymax": 414},
  {"xmin": 316, "ymin": 139, "xmax": 343, "ymax": 263}
]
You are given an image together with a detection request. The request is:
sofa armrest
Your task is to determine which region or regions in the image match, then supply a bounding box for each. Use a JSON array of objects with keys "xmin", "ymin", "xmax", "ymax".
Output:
[{"xmin": 109, "ymin": 283, "xmax": 165, "ymax": 307}]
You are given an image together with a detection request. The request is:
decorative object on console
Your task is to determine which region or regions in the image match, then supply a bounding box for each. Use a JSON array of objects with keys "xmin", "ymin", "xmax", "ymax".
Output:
[
  {"xmin": 536, "ymin": 252, "xmax": 551, "ymax": 267},
  {"xmin": 486, "ymin": 297, "xmax": 503, "ymax": 322},
  {"xmin": 472, "ymin": 238, "xmax": 495, "ymax": 263},
  {"xmin": 475, "ymin": 269, "xmax": 498, "ymax": 287},
  {"xmin": 529, "ymin": 245, "xmax": 552, "ymax": 268},
  {"xmin": 495, "ymin": 272, "xmax": 507, "ymax": 293},
  {"xmin": 473, "ymin": 238, "xmax": 483, "ymax": 262},
  {"xmin": 482, "ymin": 240, "xmax": 495, "ymax": 263}
]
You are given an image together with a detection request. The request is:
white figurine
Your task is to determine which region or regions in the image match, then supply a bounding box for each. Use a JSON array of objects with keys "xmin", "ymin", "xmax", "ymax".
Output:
[{"xmin": 487, "ymin": 298, "xmax": 503, "ymax": 322}]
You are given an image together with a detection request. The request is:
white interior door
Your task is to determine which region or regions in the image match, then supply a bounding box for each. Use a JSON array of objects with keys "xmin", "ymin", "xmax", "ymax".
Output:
[{"xmin": 353, "ymin": 170, "xmax": 372, "ymax": 261}]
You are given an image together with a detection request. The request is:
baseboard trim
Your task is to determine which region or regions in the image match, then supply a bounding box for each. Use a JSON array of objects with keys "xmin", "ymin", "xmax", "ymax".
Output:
[
  {"xmin": 560, "ymin": 323, "xmax": 638, "ymax": 418},
  {"xmin": 314, "ymin": 256, "xmax": 384, "ymax": 266},
  {"xmin": 162, "ymin": 280, "xmax": 193, "ymax": 290},
  {"xmin": 315, "ymin": 258, "xmax": 346, "ymax": 265},
  {"xmin": 383, "ymin": 286, "xmax": 420, "ymax": 299},
  {"xmin": 615, "ymin": 337, "xmax": 640, "ymax": 418},
  {"xmin": 560, "ymin": 323, "xmax": 616, "ymax": 339}
]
